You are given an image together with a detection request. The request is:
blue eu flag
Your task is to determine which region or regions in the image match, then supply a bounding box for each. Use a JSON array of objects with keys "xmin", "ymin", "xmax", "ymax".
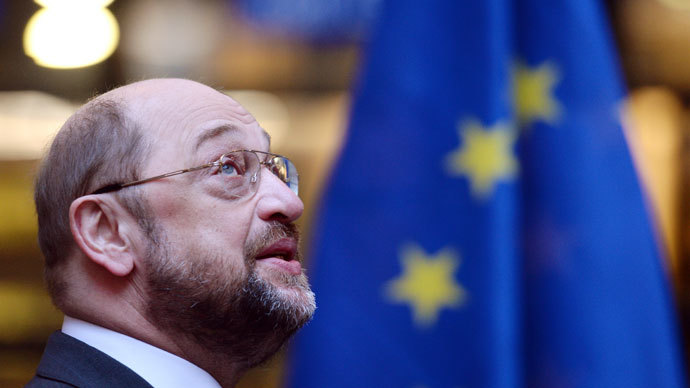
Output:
[{"xmin": 288, "ymin": 1, "xmax": 687, "ymax": 387}]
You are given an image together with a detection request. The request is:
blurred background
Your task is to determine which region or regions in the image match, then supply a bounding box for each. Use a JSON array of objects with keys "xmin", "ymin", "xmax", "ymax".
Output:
[{"xmin": 1, "ymin": 0, "xmax": 690, "ymax": 386}]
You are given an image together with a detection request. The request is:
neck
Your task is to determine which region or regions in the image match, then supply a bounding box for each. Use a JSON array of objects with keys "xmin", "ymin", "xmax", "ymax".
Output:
[
  {"xmin": 69, "ymin": 304, "xmax": 248, "ymax": 387},
  {"xmin": 159, "ymin": 334, "xmax": 246, "ymax": 388}
]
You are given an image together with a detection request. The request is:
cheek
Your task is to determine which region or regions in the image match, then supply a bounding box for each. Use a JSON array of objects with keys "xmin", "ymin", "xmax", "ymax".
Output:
[
  {"xmin": 201, "ymin": 201, "xmax": 254, "ymax": 250},
  {"xmin": 156, "ymin": 216, "xmax": 251, "ymax": 282},
  {"xmin": 150, "ymin": 189, "xmax": 253, "ymax": 261}
]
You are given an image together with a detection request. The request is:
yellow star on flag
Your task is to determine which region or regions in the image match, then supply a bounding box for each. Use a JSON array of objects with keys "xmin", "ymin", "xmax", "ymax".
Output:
[
  {"xmin": 385, "ymin": 244, "xmax": 466, "ymax": 327},
  {"xmin": 445, "ymin": 120, "xmax": 518, "ymax": 199},
  {"xmin": 513, "ymin": 60, "xmax": 561, "ymax": 127}
]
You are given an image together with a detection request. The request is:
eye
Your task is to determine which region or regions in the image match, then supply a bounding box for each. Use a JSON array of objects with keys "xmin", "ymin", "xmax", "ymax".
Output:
[
  {"xmin": 221, "ymin": 162, "xmax": 238, "ymax": 176},
  {"xmin": 219, "ymin": 155, "xmax": 245, "ymax": 177}
]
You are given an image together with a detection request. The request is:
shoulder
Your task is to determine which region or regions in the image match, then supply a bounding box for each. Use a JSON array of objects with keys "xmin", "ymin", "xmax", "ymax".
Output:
[
  {"xmin": 25, "ymin": 375, "xmax": 75, "ymax": 387},
  {"xmin": 25, "ymin": 331, "xmax": 153, "ymax": 388}
]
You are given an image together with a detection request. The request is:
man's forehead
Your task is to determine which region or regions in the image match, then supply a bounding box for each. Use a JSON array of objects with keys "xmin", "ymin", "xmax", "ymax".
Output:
[{"xmin": 194, "ymin": 123, "xmax": 272, "ymax": 151}]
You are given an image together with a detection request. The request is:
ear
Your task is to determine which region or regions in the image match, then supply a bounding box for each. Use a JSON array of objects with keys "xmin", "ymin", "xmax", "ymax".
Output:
[{"xmin": 69, "ymin": 195, "xmax": 138, "ymax": 277}]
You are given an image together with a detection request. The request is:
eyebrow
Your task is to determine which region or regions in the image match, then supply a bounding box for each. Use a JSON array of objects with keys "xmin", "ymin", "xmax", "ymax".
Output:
[{"xmin": 194, "ymin": 124, "xmax": 271, "ymax": 150}]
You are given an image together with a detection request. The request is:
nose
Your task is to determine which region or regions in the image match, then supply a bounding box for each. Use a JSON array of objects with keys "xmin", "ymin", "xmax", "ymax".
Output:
[{"xmin": 255, "ymin": 168, "xmax": 304, "ymax": 223}]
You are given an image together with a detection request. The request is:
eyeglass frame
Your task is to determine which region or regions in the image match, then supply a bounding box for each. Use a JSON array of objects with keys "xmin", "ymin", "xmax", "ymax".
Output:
[{"xmin": 90, "ymin": 149, "xmax": 298, "ymax": 196}]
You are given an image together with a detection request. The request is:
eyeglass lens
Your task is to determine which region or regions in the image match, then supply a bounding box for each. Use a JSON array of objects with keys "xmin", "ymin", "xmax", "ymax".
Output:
[
  {"xmin": 266, "ymin": 155, "xmax": 299, "ymax": 195},
  {"xmin": 221, "ymin": 151, "xmax": 299, "ymax": 197}
]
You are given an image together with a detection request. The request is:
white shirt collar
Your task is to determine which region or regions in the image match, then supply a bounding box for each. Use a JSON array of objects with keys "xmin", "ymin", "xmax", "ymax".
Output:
[{"xmin": 62, "ymin": 316, "xmax": 221, "ymax": 388}]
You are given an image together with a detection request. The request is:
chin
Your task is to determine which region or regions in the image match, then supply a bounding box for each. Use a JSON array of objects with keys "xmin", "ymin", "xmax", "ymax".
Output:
[{"xmin": 258, "ymin": 269, "xmax": 316, "ymax": 316}]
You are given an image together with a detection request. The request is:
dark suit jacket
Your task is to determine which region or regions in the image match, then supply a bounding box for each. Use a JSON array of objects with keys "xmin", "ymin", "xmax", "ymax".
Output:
[{"xmin": 25, "ymin": 331, "xmax": 154, "ymax": 388}]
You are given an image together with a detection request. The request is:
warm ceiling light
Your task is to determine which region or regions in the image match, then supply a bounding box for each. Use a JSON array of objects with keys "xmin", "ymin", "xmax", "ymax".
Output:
[
  {"xmin": 23, "ymin": 0, "xmax": 119, "ymax": 69},
  {"xmin": 36, "ymin": 0, "xmax": 115, "ymax": 6},
  {"xmin": 0, "ymin": 91, "xmax": 77, "ymax": 160},
  {"xmin": 657, "ymin": 0, "xmax": 690, "ymax": 11}
]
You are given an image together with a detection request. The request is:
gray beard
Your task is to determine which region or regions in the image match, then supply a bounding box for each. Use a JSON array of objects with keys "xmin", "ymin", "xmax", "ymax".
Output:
[{"xmin": 142, "ymin": 221, "xmax": 315, "ymax": 369}]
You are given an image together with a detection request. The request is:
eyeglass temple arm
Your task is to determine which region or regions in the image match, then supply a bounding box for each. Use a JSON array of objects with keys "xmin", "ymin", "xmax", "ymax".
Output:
[{"xmin": 91, "ymin": 162, "xmax": 218, "ymax": 194}]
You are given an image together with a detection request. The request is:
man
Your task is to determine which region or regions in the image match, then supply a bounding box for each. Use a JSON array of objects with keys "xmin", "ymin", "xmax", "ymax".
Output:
[{"xmin": 26, "ymin": 79, "xmax": 316, "ymax": 387}]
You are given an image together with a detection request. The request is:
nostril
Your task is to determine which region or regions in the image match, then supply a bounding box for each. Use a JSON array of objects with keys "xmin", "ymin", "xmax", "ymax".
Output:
[{"xmin": 270, "ymin": 213, "xmax": 290, "ymax": 222}]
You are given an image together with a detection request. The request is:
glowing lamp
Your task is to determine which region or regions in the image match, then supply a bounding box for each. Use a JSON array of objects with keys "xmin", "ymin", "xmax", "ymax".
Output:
[{"xmin": 23, "ymin": 0, "xmax": 119, "ymax": 69}]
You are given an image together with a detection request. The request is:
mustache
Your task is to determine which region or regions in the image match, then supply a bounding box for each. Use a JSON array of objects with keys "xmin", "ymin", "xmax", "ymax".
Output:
[{"xmin": 244, "ymin": 222, "xmax": 301, "ymax": 262}]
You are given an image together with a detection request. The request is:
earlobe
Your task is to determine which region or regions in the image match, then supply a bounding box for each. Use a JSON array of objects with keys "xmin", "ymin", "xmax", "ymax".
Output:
[{"xmin": 69, "ymin": 196, "xmax": 136, "ymax": 277}]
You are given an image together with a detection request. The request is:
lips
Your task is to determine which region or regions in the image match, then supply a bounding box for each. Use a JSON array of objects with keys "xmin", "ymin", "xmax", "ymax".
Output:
[
  {"xmin": 255, "ymin": 238, "xmax": 302, "ymax": 275},
  {"xmin": 256, "ymin": 238, "xmax": 298, "ymax": 262}
]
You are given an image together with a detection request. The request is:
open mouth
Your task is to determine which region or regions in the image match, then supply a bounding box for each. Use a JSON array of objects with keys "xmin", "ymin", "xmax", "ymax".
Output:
[
  {"xmin": 255, "ymin": 238, "xmax": 301, "ymax": 275},
  {"xmin": 256, "ymin": 238, "xmax": 297, "ymax": 261}
]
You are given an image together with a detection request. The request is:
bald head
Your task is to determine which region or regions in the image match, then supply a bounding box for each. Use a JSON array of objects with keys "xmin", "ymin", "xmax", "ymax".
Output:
[
  {"xmin": 109, "ymin": 79, "xmax": 251, "ymax": 117},
  {"xmin": 92, "ymin": 79, "xmax": 260, "ymax": 141}
]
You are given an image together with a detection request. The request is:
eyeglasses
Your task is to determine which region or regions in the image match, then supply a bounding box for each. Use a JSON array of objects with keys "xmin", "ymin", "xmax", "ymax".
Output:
[{"xmin": 90, "ymin": 150, "xmax": 298, "ymax": 198}]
